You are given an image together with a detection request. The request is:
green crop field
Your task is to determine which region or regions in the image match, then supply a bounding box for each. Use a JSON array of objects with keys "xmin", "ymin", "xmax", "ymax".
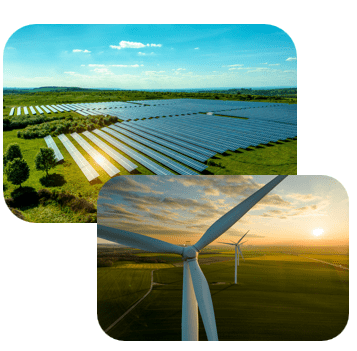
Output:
[{"xmin": 98, "ymin": 253, "xmax": 348, "ymax": 341}]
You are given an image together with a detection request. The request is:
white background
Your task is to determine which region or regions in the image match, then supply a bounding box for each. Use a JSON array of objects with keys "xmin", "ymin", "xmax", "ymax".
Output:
[{"xmin": 1, "ymin": 2, "xmax": 355, "ymax": 350}]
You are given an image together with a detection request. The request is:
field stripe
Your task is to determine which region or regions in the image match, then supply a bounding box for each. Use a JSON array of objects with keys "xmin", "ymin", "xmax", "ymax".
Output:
[
  {"xmin": 304, "ymin": 256, "xmax": 349, "ymax": 270},
  {"xmin": 104, "ymin": 270, "xmax": 155, "ymax": 333}
]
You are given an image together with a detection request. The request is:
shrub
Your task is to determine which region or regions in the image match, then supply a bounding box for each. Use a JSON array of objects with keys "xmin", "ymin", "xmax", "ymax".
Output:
[
  {"xmin": 5, "ymin": 158, "xmax": 30, "ymax": 188},
  {"xmin": 57, "ymin": 191, "xmax": 75, "ymax": 206},
  {"xmin": 10, "ymin": 208, "xmax": 26, "ymax": 221},
  {"xmin": 70, "ymin": 198, "xmax": 96, "ymax": 213},
  {"xmin": 5, "ymin": 143, "xmax": 23, "ymax": 163},
  {"xmin": 37, "ymin": 188, "xmax": 53, "ymax": 200}
]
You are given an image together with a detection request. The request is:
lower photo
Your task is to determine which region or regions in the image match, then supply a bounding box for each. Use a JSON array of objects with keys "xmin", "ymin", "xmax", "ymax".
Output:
[{"xmin": 97, "ymin": 175, "xmax": 349, "ymax": 341}]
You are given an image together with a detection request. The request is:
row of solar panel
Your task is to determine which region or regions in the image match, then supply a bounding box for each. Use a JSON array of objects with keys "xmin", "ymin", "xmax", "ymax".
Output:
[
  {"xmin": 43, "ymin": 125, "xmax": 208, "ymax": 181},
  {"xmin": 212, "ymin": 106, "xmax": 297, "ymax": 125},
  {"xmin": 126, "ymin": 114, "xmax": 296, "ymax": 151}
]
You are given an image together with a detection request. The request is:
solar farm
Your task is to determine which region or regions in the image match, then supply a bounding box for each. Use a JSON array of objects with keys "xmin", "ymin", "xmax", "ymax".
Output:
[{"xmin": 7, "ymin": 99, "xmax": 297, "ymax": 182}]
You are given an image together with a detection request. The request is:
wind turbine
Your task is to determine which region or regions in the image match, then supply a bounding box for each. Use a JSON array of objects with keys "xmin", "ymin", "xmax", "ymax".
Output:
[
  {"xmin": 219, "ymin": 231, "xmax": 249, "ymax": 284},
  {"xmin": 97, "ymin": 175, "xmax": 287, "ymax": 341}
]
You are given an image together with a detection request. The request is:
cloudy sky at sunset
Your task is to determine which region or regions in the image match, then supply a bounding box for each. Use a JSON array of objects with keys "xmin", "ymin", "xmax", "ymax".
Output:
[{"xmin": 97, "ymin": 175, "xmax": 348, "ymax": 247}]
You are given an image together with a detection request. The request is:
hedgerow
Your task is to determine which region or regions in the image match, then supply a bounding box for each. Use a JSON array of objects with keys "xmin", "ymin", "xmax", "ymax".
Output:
[{"xmin": 16, "ymin": 115, "xmax": 118, "ymax": 139}]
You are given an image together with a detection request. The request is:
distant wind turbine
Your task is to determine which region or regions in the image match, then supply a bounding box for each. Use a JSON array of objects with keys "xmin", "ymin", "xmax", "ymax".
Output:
[
  {"xmin": 98, "ymin": 175, "xmax": 288, "ymax": 341},
  {"xmin": 219, "ymin": 231, "xmax": 250, "ymax": 284}
]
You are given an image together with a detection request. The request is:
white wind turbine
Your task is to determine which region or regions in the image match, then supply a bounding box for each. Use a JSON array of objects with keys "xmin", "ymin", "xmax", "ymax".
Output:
[
  {"xmin": 219, "ymin": 230, "xmax": 250, "ymax": 284},
  {"xmin": 97, "ymin": 175, "xmax": 287, "ymax": 341}
]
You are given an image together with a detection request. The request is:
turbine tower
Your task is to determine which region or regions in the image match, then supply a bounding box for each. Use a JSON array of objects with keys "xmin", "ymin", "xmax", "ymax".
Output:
[
  {"xmin": 98, "ymin": 175, "xmax": 288, "ymax": 341},
  {"xmin": 219, "ymin": 231, "xmax": 249, "ymax": 284}
]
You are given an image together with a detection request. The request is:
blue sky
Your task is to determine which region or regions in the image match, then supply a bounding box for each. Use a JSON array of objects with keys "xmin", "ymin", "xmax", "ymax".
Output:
[
  {"xmin": 97, "ymin": 176, "xmax": 348, "ymax": 247},
  {"xmin": 4, "ymin": 24, "xmax": 297, "ymax": 89}
]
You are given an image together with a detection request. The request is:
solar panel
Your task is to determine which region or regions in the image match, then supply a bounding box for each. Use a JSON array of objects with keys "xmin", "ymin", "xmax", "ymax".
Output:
[
  {"xmin": 44, "ymin": 135, "xmax": 64, "ymax": 162},
  {"xmin": 102, "ymin": 127, "xmax": 198, "ymax": 175},
  {"xmin": 17, "ymin": 107, "xmax": 21, "ymax": 116},
  {"xmin": 76, "ymin": 110, "xmax": 89, "ymax": 116},
  {"xmin": 121, "ymin": 122, "xmax": 215, "ymax": 158},
  {"xmin": 49, "ymin": 105, "xmax": 61, "ymax": 112},
  {"xmin": 29, "ymin": 106, "xmax": 36, "ymax": 115},
  {"xmin": 110, "ymin": 125, "xmax": 206, "ymax": 172},
  {"xmin": 82, "ymin": 131, "xmax": 138, "ymax": 172},
  {"xmin": 93, "ymin": 129, "xmax": 173, "ymax": 175},
  {"xmin": 9, "ymin": 107, "xmax": 15, "ymax": 116},
  {"xmin": 57, "ymin": 104, "xmax": 70, "ymax": 112},
  {"xmin": 117, "ymin": 123, "xmax": 209, "ymax": 161},
  {"xmin": 41, "ymin": 105, "xmax": 51, "ymax": 114},
  {"xmin": 134, "ymin": 119, "xmax": 228, "ymax": 153},
  {"xmin": 23, "ymin": 107, "xmax": 29, "ymax": 115},
  {"xmin": 70, "ymin": 132, "xmax": 120, "ymax": 177},
  {"xmin": 35, "ymin": 106, "xmax": 44, "ymax": 114},
  {"xmin": 58, "ymin": 134, "xmax": 99, "ymax": 182},
  {"xmin": 46, "ymin": 105, "xmax": 58, "ymax": 113}
]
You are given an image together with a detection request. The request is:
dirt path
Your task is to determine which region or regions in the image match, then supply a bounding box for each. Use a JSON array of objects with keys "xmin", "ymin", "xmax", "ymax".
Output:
[
  {"xmin": 303, "ymin": 256, "xmax": 349, "ymax": 270},
  {"xmin": 104, "ymin": 270, "xmax": 156, "ymax": 333}
]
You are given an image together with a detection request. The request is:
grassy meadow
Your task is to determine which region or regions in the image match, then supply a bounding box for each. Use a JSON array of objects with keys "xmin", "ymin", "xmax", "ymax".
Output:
[{"xmin": 97, "ymin": 248, "xmax": 349, "ymax": 341}]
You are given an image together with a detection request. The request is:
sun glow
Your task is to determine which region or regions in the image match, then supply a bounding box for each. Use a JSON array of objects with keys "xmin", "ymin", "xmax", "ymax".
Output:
[{"xmin": 312, "ymin": 228, "xmax": 324, "ymax": 237}]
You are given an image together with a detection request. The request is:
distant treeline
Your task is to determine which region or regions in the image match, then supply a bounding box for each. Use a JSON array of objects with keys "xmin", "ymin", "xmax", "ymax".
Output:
[
  {"xmin": 97, "ymin": 251, "xmax": 167, "ymax": 267},
  {"xmin": 3, "ymin": 86, "xmax": 103, "ymax": 94},
  {"xmin": 197, "ymin": 88, "xmax": 297, "ymax": 98},
  {"xmin": 3, "ymin": 87, "xmax": 297, "ymax": 107}
]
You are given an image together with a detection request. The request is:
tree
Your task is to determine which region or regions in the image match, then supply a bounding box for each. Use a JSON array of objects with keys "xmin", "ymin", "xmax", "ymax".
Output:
[
  {"xmin": 5, "ymin": 158, "xmax": 30, "ymax": 188},
  {"xmin": 5, "ymin": 143, "xmax": 23, "ymax": 163},
  {"xmin": 35, "ymin": 148, "xmax": 57, "ymax": 178}
]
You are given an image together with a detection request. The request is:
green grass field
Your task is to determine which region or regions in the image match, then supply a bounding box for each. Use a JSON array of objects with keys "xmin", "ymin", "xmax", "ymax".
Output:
[{"xmin": 98, "ymin": 253, "xmax": 348, "ymax": 341}]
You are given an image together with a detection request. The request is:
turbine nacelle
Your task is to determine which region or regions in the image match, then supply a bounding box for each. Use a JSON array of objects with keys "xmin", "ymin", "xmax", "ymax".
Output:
[{"xmin": 182, "ymin": 245, "xmax": 199, "ymax": 260}]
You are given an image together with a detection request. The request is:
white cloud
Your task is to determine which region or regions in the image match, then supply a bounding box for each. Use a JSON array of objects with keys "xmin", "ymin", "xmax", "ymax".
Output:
[
  {"xmin": 80, "ymin": 65, "xmax": 85, "ymax": 67},
  {"xmin": 110, "ymin": 40, "xmax": 162, "ymax": 50},
  {"xmin": 88, "ymin": 64, "xmax": 106, "ymax": 67},
  {"xmin": 284, "ymin": 70, "xmax": 295, "ymax": 73},
  {"xmin": 73, "ymin": 49, "xmax": 91, "ymax": 53},
  {"xmin": 91, "ymin": 67, "xmax": 113, "ymax": 75},
  {"xmin": 110, "ymin": 64, "xmax": 143, "ymax": 67},
  {"xmin": 64, "ymin": 71, "xmax": 76, "ymax": 74},
  {"xmin": 194, "ymin": 47, "xmax": 199, "ymax": 50},
  {"xmin": 286, "ymin": 57, "xmax": 297, "ymax": 61},
  {"xmin": 145, "ymin": 70, "xmax": 165, "ymax": 76},
  {"xmin": 261, "ymin": 62, "xmax": 268, "ymax": 64},
  {"xmin": 226, "ymin": 64, "xmax": 244, "ymax": 67},
  {"xmin": 269, "ymin": 63, "xmax": 280, "ymax": 66},
  {"xmin": 138, "ymin": 52, "xmax": 155, "ymax": 56}
]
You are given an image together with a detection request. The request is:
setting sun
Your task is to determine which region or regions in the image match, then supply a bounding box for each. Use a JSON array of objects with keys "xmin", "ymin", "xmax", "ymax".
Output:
[{"xmin": 313, "ymin": 228, "xmax": 324, "ymax": 237}]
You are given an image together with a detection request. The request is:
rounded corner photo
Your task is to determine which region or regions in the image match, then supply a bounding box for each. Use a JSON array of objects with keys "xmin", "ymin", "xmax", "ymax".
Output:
[
  {"xmin": 97, "ymin": 175, "xmax": 349, "ymax": 341},
  {"xmin": 4, "ymin": 24, "xmax": 296, "ymax": 223}
]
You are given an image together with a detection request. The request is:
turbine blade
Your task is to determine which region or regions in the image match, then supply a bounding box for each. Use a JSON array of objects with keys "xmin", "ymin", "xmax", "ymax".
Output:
[
  {"xmin": 237, "ymin": 230, "xmax": 250, "ymax": 244},
  {"xmin": 182, "ymin": 261, "xmax": 198, "ymax": 341},
  {"xmin": 194, "ymin": 175, "xmax": 287, "ymax": 251},
  {"xmin": 218, "ymin": 242, "xmax": 235, "ymax": 245},
  {"xmin": 238, "ymin": 247, "xmax": 245, "ymax": 261},
  {"xmin": 97, "ymin": 225, "xmax": 184, "ymax": 255},
  {"xmin": 240, "ymin": 240, "xmax": 248, "ymax": 245},
  {"xmin": 188, "ymin": 259, "xmax": 219, "ymax": 341}
]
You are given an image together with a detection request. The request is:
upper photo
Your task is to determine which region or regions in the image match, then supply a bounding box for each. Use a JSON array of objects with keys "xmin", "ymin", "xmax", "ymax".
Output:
[{"xmin": 3, "ymin": 24, "xmax": 297, "ymax": 223}]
